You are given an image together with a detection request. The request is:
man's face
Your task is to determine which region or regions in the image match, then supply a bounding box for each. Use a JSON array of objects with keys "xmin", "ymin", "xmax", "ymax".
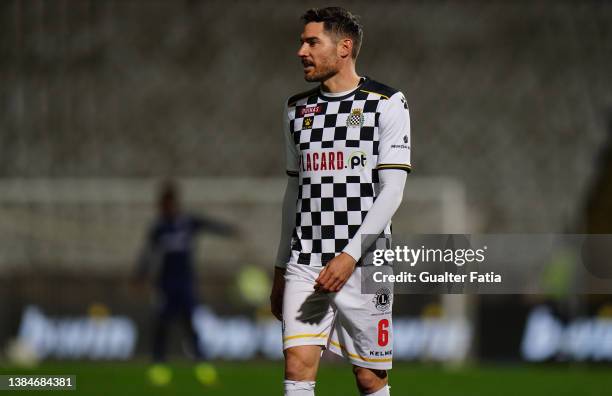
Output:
[{"xmin": 297, "ymin": 22, "xmax": 341, "ymax": 82}]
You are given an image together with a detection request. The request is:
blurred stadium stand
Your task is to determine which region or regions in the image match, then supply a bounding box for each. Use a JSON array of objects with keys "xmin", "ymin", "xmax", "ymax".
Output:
[
  {"xmin": 1, "ymin": 0, "xmax": 612, "ymax": 363},
  {"xmin": 1, "ymin": 1, "xmax": 610, "ymax": 230}
]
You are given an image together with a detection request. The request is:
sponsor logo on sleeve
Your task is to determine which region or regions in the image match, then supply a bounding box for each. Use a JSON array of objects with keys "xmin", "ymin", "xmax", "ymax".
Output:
[{"xmin": 391, "ymin": 135, "xmax": 409, "ymax": 149}]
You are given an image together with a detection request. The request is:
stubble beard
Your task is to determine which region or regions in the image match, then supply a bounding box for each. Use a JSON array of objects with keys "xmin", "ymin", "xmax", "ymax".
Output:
[{"xmin": 304, "ymin": 58, "xmax": 339, "ymax": 83}]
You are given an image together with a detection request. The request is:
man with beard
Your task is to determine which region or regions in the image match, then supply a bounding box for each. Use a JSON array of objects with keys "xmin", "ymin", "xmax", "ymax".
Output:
[{"xmin": 270, "ymin": 7, "xmax": 411, "ymax": 396}]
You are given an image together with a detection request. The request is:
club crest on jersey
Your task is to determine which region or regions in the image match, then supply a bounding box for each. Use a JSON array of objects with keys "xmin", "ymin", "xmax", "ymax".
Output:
[
  {"xmin": 346, "ymin": 108, "xmax": 364, "ymax": 128},
  {"xmin": 372, "ymin": 288, "xmax": 392, "ymax": 312},
  {"xmin": 302, "ymin": 116, "xmax": 313, "ymax": 130}
]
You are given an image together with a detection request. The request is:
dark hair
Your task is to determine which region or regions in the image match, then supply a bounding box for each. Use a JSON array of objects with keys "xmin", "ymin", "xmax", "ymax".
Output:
[{"xmin": 301, "ymin": 7, "xmax": 363, "ymax": 59}]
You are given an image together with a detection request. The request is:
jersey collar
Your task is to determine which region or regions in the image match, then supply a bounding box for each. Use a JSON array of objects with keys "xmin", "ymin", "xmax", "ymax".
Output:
[{"xmin": 317, "ymin": 76, "xmax": 367, "ymax": 102}]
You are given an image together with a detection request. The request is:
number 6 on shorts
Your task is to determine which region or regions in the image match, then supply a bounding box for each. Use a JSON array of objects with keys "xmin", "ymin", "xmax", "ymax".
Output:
[{"xmin": 377, "ymin": 319, "xmax": 389, "ymax": 347}]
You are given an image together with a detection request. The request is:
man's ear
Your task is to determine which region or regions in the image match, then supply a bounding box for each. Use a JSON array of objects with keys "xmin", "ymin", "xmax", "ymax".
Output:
[{"xmin": 338, "ymin": 38, "xmax": 353, "ymax": 59}]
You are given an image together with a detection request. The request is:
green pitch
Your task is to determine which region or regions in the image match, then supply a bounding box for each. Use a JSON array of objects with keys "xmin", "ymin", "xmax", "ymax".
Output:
[{"xmin": 1, "ymin": 361, "xmax": 611, "ymax": 395}]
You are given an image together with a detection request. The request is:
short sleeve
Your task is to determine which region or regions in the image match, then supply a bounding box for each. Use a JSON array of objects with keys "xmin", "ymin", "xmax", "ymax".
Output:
[
  {"xmin": 376, "ymin": 92, "xmax": 411, "ymax": 173},
  {"xmin": 283, "ymin": 101, "xmax": 299, "ymax": 177}
]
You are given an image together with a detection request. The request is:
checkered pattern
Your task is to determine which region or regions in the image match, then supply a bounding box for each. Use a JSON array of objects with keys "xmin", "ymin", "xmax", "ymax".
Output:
[
  {"xmin": 286, "ymin": 80, "xmax": 401, "ymax": 266},
  {"xmin": 289, "ymin": 92, "xmax": 381, "ymax": 154}
]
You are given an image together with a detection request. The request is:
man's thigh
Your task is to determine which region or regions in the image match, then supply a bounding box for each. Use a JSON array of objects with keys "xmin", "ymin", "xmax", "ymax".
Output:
[
  {"xmin": 329, "ymin": 267, "xmax": 394, "ymax": 370},
  {"xmin": 282, "ymin": 263, "xmax": 336, "ymax": 350}
]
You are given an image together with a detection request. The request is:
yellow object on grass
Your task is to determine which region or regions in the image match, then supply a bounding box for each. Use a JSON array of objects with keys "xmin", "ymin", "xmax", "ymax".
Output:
[
  {"xmin": 147, "ymin": 364, "xmax": 172, "ymax": 386},
  {"xmin": 194, "ymin": 362, "xmax": 218, "ymax": 386}
]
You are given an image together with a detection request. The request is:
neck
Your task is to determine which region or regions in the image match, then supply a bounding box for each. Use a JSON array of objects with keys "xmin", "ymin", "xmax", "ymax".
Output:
[{"xmin": 320, "ymin": 63, "xmax": 361, "ymax": 93}]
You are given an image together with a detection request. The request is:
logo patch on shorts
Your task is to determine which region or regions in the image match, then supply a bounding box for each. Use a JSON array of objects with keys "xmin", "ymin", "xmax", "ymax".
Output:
[{"xmin": 372, "ymin": 288, "xmax": 392, "ymax": 312}]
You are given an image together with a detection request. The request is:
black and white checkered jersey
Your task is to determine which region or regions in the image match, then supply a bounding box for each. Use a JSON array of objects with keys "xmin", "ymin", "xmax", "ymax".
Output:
[{"xmin": 283, "ymin": 77, "xmax": 411, "ymax": 267}]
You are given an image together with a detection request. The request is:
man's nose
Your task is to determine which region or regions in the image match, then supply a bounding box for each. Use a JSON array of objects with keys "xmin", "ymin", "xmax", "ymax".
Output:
[{"xmin": 297, "ymin": 43, "xmax": 308, "ymax": 58}]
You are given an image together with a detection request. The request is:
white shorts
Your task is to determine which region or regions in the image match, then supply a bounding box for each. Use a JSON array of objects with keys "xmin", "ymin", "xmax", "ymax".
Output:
[{"xmin": 282, "ymin": 263, "xmax": 393, "ymax": 370}]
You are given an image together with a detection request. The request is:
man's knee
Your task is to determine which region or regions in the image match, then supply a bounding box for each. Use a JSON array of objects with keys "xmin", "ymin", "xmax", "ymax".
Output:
[
  {"xmin": 352, "ymin": 366, "xmax": 388, "ymax": 393},
  {"xmin": 284, "ymin": 346, "xmax": 321, "ymax": 381}
]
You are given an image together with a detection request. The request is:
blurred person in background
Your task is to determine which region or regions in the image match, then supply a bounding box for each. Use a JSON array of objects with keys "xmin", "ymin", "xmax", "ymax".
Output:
[{"xmin": 133, "ymin": 180, "xmax": 237, "ymax": 386}]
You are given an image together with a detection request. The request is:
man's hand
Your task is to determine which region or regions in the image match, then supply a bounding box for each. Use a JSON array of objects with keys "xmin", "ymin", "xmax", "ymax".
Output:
[
  {"xmin": 314, "ymin": 253, "xmax": 357, "ymax": 292},
  {"xmin": 270, "ymin": 266, "xmax": 286, "ymax": 321}
]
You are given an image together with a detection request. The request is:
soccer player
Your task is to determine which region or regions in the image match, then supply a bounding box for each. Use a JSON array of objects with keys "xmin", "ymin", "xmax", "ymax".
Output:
[
  {"xmin": 270, "ymin": 7, "xmax": 411, "ymax": 396},
  {"xmin": 134, "ymin": 180, "xmax": 236, "ymax": 385}
]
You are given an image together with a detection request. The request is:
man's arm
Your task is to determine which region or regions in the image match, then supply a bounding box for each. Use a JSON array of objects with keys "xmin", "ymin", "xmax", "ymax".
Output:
[
  {"xmin": 275, "ymin": 177, "xmax": 299, "ymax": 268},
  {"xmin": 270, "ymin": 266, "xmax": 286, "ymax": 321},
  {"xmin": 270, "ymin": 176, "xmax": 299, "ymax": 320},
  {"xmin": 271, "ymin": 99, "xmax": 300, "ymax": 320},
  {"xmin": 341, "ymin": 169, "xmax": 406, "ymax": 261},
  {"xmin": 314, "ymin": 169, "xmax": 406, "ymax": 292},
  {"xmin": 315, "ymin": 90, "xmax": 411, "ymax": 292},
  {"xmin": 192, "ymin": 215, "xmax": 238, "ymax": 237}
]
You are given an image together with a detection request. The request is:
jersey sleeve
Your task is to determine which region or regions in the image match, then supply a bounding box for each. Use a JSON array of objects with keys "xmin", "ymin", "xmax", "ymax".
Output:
[
  {"xmin": 376, "ymin": 92, "xmax": 411, "ymax": 172},
  {"xmin": 283, "ymin": 102, "xmax": 299, "ymax": 177}
]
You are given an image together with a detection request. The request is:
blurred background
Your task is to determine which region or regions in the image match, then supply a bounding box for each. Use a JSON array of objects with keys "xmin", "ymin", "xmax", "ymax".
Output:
[{"xmin": 1, "ymin": 0, "xmax": 612, "ymax": 394}]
